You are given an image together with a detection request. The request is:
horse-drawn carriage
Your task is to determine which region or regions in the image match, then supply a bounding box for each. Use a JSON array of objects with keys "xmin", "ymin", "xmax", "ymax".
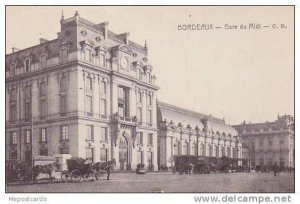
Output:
[{"xmin": 61, "ymin": 157, "xmax": 116, "ymax": 182}]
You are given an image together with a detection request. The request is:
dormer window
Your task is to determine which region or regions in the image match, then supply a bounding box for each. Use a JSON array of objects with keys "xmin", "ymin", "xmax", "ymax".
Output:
[
  {"xmin": 60, "ymin": 48, "xmax": 68, "ymax": 63},
  {"xmin": 40, "ymin": 55, "xmax": 47, "ymax": 68}
]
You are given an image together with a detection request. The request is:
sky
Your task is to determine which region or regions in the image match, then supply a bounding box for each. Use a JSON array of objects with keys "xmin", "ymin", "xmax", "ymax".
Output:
[{"xmin": 5, "ymin": 6, "xmax": 294, "ymax": 125}]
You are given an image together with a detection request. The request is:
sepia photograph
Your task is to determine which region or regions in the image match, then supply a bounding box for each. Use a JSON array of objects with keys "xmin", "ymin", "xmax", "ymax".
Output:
[{"xmin": 4, "ymin": 5, "xmax": 294, "ymax": 195}]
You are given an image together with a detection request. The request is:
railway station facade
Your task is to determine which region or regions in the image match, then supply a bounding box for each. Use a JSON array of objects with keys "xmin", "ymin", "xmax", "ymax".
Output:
[{"xmin": 5, "ymin": 12, "xmax": 244, "ymax": 171}]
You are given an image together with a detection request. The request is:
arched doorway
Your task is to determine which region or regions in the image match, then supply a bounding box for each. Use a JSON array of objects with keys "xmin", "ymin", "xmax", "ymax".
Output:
[{"xmin": 119, "ymin": 135, "xmax": 128, "ymax": 170}]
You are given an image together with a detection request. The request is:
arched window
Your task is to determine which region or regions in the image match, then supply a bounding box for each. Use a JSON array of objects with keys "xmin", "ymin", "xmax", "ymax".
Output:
[
  {"xmin": 173, "ymin": 141, "xmax": 180, "ymax": 155},
  {"xmin": 182, "ymin": 141, "xmax": 188, "ymax": 155},
  {"xmin": 24, "ymin": 85, "xmax": 31, "ymax": 99}
]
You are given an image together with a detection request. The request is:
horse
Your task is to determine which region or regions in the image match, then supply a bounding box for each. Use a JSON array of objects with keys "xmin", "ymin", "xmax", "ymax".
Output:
[
  {"xmin": 32, "ymin": 161, "xmax": 60, "ymax": 183},
  {"xmin": 93, "ymin": 159, "xmax": 116, "ymax": 180}
]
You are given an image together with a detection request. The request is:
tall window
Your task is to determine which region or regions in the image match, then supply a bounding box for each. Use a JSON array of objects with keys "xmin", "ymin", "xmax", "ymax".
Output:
[
  {"xmin": 100, "ymin": 98, "xmax": 107, "ymax": 116},
  {"xmin": 24, "ymin": 86, "xmax": 31, "ymax": 120},
  {"xmin": 25, "ymin": 130, "xmax": 31, "ymax": 144},
  {"xmin": 86, "ymin": 77, "xmax": 92, "ymax": 90},
  {"xmin": 60, "ymin": 48, "xmax": 68, "ymax": 63},
  {"xmin": 136, "ymin": 107, "xmax": 142, "ymax": 122},
  {"xmin": 100, "ymin": 127, "xmax": 108, "ymax": 142},
  {"xmin": 9, "ymin": 88, "xmax": 17, "ymax": 122},
  {"xmin": 137, "ymin": 151, "xmax": 143, "ymax": 164},
  {"xmin": 86, "ymin": 125, "xmax": 94, "ymax": 141},
  {"xmin": 87, "ymin": 49, "xmax": 92, "ymax": 63},
  {"xmin": 137, "ymin": 92, "xmax": 142, "ymax": 103},
  {"xmin": 86, "ymin": 148, "xmax": 93, "ymax": 163},
  {"xmin": 25, "ymin": 59, "xmax": 30, "ymax": 72},
  {"xmin": 40, "ymin": 55, "xmax": 47, "ymax": 68},
  {"xmin": 137, "ymin": 69, "xmax": 142, "ymax": 80},
  {"xmin": 227, "ymin": 147, "xmax": 231, "ymax": 158},
  {"xmin": 10, "ymin": 132, "xmax": 17, "ymax": 145},
  {"xmin": 60, "ymin": 77, "xmax": 67, "ymax": 115},
  {"xmin": 147, "ymin": 94, "xmax": 152, "ymax": 106},
  {"xmin": 100, "ymin": 148, "xmax": 107, "ymax": 162},
  {"xmin": 100, "ymin": 81, "xmax": 106, "ymax": 94},
  {"xmin": 118, "ymin": 87, "xmax": 129, "ymax": 117},
  {"xmin": 100, "ymin": 54, "xmax": 105, "ymax": 67},
  {"xmin": 147, "ymin": 109, "xmax": 152, "ymax": 125},
  {"xmin": 40, "ymin": 128, "xmax": 47, "ymax": 142},
  {"xmin": 40, "ymin": 99, "xmax": 47, "ymax": 118},
  {"xmin": 61, "ymin": 125, "xmax": 68, "ymax": 140},
  {"xmin": 147, "ymin": 133, "xmax": 153, "ymax": 146},
  {"xmin": 39, "ymin": 82, "xmax": 46, "ymax": 96},
  {"xmin": 86, "ymin": 95, "xmax": 93, "ymax": 115},
  {"xmin": 183, "ymin": 142, "xmax": 188, "ymax": 155}
]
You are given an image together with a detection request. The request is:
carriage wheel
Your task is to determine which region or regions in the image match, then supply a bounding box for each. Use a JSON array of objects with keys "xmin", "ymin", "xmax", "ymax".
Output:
[
  {"xmin": 71, "ymin": 170, "xmax": 81, "ymax": 182},
  {"xmin": 83, "ymin": 171, "xmax": 94, "ymax": 182},
  {"xmin": 94, "ymin": 170, "xmax": 105, "ymax": 180},
  {"xmin": 61, "ymin": 170, "xmax": 70, "ymax": 183}
]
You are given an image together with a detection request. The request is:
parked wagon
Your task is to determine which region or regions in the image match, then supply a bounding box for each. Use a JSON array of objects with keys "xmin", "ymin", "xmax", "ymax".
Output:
[{"xmin": 61, "ymin": 157, "xmax": 101, "ymax": 182}]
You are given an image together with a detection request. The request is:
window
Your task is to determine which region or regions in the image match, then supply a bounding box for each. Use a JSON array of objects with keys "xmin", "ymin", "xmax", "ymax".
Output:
[
  {"xmin": 183, "ymin": 142, "xmax": 188, "ymax": 155},
  {"xmin": 86, "ymin": 95, "xmax": 93, "ymax": 114},
  {"xmin": 100, "ymin": 54, "xmax": 105, "ymax": 67},
  {"xmin": 227, "ymin": 147, "xmax": 231, "ymax": 158},
  {"xmin": 61, "ymin": 48, "xmax": 68, "ymax": 63},
  {"xmin": 147, "ymin": 109, "xmax": 152, "ymax": 125},
  {"xmin": 25, "ymin": 59, "xmax": 30, "ymax": 72},
  {"xmin": 11, "ymin": 132, "xmax": 17, "ymax": 144},
  {"xmin": 24, "ymin": 102, "xmax": 31, "ymax": 120},
  {"xmin": 137, "ymin": 69, "xmax": 142, "ymax": 80},
  {"xmin": 40, "ymin": 128, "xmax": 47, "ymax": 142},
  {"xmin": 10, "ymin": 150, "xmax": 17, "ymax": 159},
  {"xmin": 86, "ymin": 148, "xmax": 93, "ymax": 163},
  {"xmin": 9, "ymin": 88, "xmax": 17, "ymax": 102},
  {"xmin": 40, "ymin": 82, "xmax": 46, "ymax": 96},
  {"xmin": 136, "ymin": 133, "xmax": 143, "ymax": 145},
  {"xmin": 86, "ymin": 125, "xmax": 94, "ymax": 141},
  {"xmin": 25, "ymin": 130, "xmax": 31, "ymax": 144},
  {"xmin": 87, "ymin": 49, "xmax": 92, "ymax": 63},
  {"xmin": 147, "ymin": 95, "xmax": 152, "ymax": 106},
  {"xmin": 100, "ymin": 148, "xmax": 108, "ymax": 162},
  {"xmin": 60, "ymin": 147, "xmax": 69, "ymax": 154},
  {"xmin": 86, "ymin": 77, "xmax": 92, "ymax": 90},
  {"xmin": 136, "ymin": 107, "xmax": 142, "ymax": 122},
  {"xmin": 9, "ymin": 104, "xmax": 16, "ymax": 122},
  {"xmin": 137, "ymin": 92, "xmax": 142, "ymax": 103},
  {"xmin": 40, "ymin": 55, "xmax": 47, "ymax": 68},
  {"xmin": 61, "ymin": 125, "xmax": 68, "ymax": 140},
  {"xmin": 100, "ymin": 127, "xmax": 107, "ymax": 142},
  {"xmin": 24, "ymin": 86, "xmax": 31, "ymax": 99},
  {"xmin": 40, "ymin": 149, "xmax": 48, "ymax": 156},
  {"xmin": 147, "ymin": 73, "xmax": 151, "ymax": 83},
  {"xmin": 147, "ymin": 134, "xmax": 153, "ymax": 146},
  {"xmin": 60, "ymin": 95, "xmax": 67, "ymax": 115},
  {"xmin": 118, "ymin": 87, "xmax": 129, "ymax": 117},
  {"xmin": 100, "ymin": 81, "xmax": 106, "ymax": 94},
  {"xmin": 259, "ymin": 140, "xmax": 264, "ymax": 147},
  {"xmin": 268, "ymin": 140, "xmax": 273, "ymax": 146},
  {"xmin": 60, "ymin": 77, "xmax": 67, "ymax": 93},
  {"xmin": 40, "ymin": 98, "xmax": 47, "ymax": 118},
  {"xmin": 100, "ymin": 98, "xmax": 107, "ymax": 116}
]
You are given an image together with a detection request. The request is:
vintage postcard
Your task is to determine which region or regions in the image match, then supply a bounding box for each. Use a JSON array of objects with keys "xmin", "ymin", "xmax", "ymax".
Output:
[{"xmin": 4, "ymin": 5, "xmax": 294, "ymax": 199}]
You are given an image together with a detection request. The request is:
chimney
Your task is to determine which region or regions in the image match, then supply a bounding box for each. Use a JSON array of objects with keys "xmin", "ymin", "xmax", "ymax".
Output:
[
  {"xmin": 39, "ymin": 38, "xmax": 49, "ymax": 44},
  {"xmin": 12, "ymin": 47, "xmax": 20, "ymax": 53}
]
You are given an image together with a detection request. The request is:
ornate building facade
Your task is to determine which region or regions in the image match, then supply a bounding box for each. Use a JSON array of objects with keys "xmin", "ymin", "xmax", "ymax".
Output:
[
  {"xmin": 157, "ymin": 102, "xmax": 243, "ymax": 169},
  {"xmin": 5, "ymin": 12, "xmax": 159, "ymax": 170},
  {"xmin": 233, "ymin": 115, "xmax": 295, "ymax": 169}
]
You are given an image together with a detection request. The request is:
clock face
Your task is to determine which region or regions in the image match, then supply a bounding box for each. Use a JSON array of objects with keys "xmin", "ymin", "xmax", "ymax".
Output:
[{"xmin": 120, "ymin": 56, "xmax": 128, "ymax": 69}]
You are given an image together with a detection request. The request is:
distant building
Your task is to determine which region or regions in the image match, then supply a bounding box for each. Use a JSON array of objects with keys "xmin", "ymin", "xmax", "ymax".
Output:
[
  {"xmin": 5, "ymin": 11, "xmax": 159, "ymax": 171},
  {"xmin": 157, "ymin": 102, "xmax": 243, "ymax": 169},
  {"xmin": 233, "ymin": 115, "xmax": 295, "ymax": 169}
]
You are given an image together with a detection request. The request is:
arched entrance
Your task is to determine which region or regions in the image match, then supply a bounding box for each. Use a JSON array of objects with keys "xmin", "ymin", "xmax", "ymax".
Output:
[{"xmin": 119, "ymin": 135, "xmax": 128, "ymax": 170}]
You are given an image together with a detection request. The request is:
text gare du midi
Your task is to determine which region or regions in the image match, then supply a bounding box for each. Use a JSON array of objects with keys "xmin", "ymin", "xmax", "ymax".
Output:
[{"xmin": 177, "ymin": 23, "xmax": 271, "ymax": 30}]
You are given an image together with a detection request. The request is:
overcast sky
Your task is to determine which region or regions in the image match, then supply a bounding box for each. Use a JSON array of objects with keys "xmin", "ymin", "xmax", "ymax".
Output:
[{"xmin": 6, "ymin": 6, "xmax": 294, "ymax": 125}]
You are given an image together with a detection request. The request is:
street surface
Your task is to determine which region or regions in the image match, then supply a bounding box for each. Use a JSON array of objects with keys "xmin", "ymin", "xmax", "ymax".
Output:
[{"xmin": 6, "ymin": 172, "xmax": 294, "ymax": 193}]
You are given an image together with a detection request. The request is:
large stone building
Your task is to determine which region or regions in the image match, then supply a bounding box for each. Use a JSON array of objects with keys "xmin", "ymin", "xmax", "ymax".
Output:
[
  {"xmin": 157, "ymin": 102, "xmax": 243, "ymax": 169},
  {"xmin": 5, "ymin": 12, "xmax": 159, "ymax": 170},
  {"xmin": 233, "ymin": 115, "xmax": 295, "ymax": 169}
]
